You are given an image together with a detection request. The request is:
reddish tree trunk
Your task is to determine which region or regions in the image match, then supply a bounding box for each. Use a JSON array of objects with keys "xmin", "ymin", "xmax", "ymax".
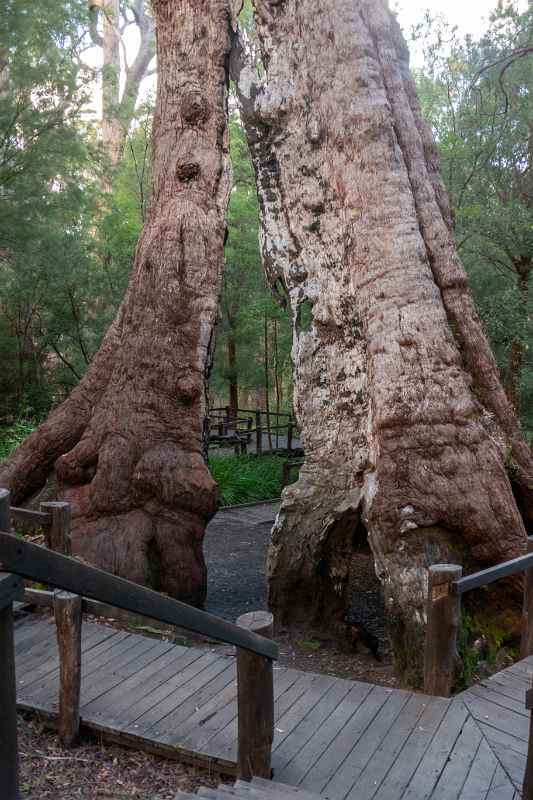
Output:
[
  {"xmin": 234, "ymin": 0, "xmax": 533, "ymax": 678},
  {"xmin": 0, "ymin": 0, "xmax": 234, "ymax": 605}
]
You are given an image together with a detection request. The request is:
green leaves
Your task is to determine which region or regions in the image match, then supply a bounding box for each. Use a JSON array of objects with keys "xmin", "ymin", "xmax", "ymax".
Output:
[
  {"xmin": 209, "ymin": 454, "xmax": 287, "ymax": 507},
  {"xmin": 415, "ymin": 1, "xmax": 533, "ymax": 423},
  {"xmin": 211, "ymin": 114, "xmax": 293, "ymax": 409}
]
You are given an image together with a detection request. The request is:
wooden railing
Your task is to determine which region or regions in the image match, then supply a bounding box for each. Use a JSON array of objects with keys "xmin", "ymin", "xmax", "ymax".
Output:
[
  {"xmin": 208, "ymin": 407, "xmax": 297, "ymax": 456},
  {"xmin": 0, "ymin": 488, "xmax": 278, "ymax": 799},
  {"xmin": 422, "ymin": 541, "xmax": 533, "ymax": 799}
]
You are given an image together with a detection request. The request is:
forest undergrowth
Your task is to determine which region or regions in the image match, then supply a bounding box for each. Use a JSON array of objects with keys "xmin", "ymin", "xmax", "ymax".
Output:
[{"xmin": 0, "ymin": 421, "xmax": 291, "ymax": 506}]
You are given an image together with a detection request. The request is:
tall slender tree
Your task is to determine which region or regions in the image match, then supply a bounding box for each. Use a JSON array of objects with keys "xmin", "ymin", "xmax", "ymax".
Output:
[
  {"xmin": 0, "ymin": 0, "xmax": 234, "ymax": 605},
  {"xmin": 88, "ymin": 0, "xmax": 156, "ymax": 166},
  {"xmin": 233, "ymin": 0, "xmax": 533, "ymax": 678}
]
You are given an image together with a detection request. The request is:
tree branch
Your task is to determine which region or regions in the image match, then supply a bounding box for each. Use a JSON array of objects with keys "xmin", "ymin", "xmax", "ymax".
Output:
[{"xmin": 88, "ymin": 6, "xmax": 103, "ymax": 48}]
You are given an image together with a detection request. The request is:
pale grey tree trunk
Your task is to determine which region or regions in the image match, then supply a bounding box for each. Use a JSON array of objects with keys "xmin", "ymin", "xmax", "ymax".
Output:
[
  {"xmin": 89, "ymin": 0, "xmax": 156, "ymax": 167},
  {"xmin": 233, "ymin": 0, "xmax": 533, "ymax": 680}
]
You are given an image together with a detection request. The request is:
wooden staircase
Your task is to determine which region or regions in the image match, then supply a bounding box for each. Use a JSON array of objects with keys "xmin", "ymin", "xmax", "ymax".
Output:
[{"xmin": 176, "ymin": 777, "xmax": 323, "ymax": 800}]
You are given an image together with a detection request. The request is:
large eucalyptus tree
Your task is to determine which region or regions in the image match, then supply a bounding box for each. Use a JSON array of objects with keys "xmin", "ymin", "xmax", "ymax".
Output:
[
  {"xmin": 233, "ymin": 0, "xmax": 533, "ymax": 673},
  {"xmin": 0, "ymin": 0, "xmax": 234, "ymax": 605}
]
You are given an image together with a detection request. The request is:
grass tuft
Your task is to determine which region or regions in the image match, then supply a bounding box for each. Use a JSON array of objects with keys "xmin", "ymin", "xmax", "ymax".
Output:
[
  {"xmin": 0, "ymin": 419, "xmax": 37, "ymax": 461},
  {"xmin": 209, "ymin": 454, "xmax": 289, "ymax": 507}
]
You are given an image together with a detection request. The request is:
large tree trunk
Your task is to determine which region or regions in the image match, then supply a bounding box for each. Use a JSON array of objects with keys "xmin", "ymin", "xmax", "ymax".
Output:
[
  {"xmin": 0, "ymin": 0, "xmax": 233, "ymax": 606},
  {"xmin": 233, "ymin": 0, "xmax": 533, "ymax": 676}
]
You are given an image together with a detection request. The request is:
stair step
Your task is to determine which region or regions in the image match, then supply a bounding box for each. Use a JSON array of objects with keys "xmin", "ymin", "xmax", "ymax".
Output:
[{"xmin": 176, "ymin": 779, "xmax": 324, "ymax": 800}]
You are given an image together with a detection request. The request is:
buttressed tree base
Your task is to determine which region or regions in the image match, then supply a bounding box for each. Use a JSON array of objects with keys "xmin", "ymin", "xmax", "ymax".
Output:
[
  {"xmin": 0, "ymin": 0, "xmax": 234, "ymax": 605},
  {"xmin": 234, "ymin": 0, "xmax": 533, "ymax": 676}
]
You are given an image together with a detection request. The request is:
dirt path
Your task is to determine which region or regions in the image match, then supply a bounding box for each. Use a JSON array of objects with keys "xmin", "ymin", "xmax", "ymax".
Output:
[{"xmin": 204, "ymin": 501, "xmax": 277, "ymax": 620}]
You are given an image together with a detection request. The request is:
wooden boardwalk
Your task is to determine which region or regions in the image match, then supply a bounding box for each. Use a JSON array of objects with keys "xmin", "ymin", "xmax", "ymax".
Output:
[{"xmin": 14, "ymin": 612, "xmax": 527, "ymax": 799}]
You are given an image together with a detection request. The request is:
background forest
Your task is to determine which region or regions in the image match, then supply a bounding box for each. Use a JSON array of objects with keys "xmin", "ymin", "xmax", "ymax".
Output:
[{"xmin": 0, "ymin": 0, "xmax": 532, "ymax": 447}]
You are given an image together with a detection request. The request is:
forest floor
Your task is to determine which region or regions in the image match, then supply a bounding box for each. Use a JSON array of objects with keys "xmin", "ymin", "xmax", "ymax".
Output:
[
  {"xmin": 204, "ymin": 503, "xmax": 399, "ymax": 687},
  {"xmin": 18, "ymin": 712, "xmax": 227, "ymax": 799}
]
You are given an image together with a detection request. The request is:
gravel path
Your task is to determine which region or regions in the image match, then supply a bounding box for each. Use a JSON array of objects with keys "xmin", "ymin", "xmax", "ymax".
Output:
[
  {"xmin": 203, "ymin": 502, "xmax": 398, "ymax": 687},
  {"xmin": 203, "ymin": 501, "xmax": 278, "ymax": 621}
]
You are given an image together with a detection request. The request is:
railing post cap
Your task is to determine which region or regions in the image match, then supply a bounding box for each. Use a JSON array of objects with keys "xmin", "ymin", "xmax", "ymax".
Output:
[
  {"xmin": 428, "ymin": 563, "xmax": 463, "ymax": 580},
  {"xmin": 237, "ymin": 610, "xmax": 274, "ymax": 637},
  {"xmin": 40, "ymin": 501, "xmax": 70, "ymax": 509},
  {"xmin": 0, "ymin": 488, "xmax": 10, "ymax": 500}
]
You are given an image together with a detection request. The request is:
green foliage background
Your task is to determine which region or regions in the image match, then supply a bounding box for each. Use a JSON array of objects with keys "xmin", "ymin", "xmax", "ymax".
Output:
[{"xmin": 1, "ymin": 0, "xmax": 532, "ymax": 443}]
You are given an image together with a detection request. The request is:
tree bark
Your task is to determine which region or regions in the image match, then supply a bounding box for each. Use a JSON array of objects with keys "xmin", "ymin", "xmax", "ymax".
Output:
[
  {"xmin": 264, "ymin": 312, "xmax": 273, "ymax": 450},
  {"xmin": 505, "ymin": 266, "xmax": 530, "ymax": 416},
  {"xmin": 233, "ymin": 0, "xmax": 533, "ymax": 673},
  {"xmin": 0, "ymin": 0, "xmax": 233, "ymax": 606}
]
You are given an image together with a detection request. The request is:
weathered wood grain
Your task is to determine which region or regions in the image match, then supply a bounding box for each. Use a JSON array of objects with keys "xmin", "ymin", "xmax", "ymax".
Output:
[
  {"xmin": 424, "ymin": 564, "xmax": 463, "ymax": 697},
  {"xmin": 0, "ymin": 573, "xmax": 20, "ymax": 800},
  {"xmin": 54, "ymin": 591, "xmax": 82, "ymax": 746},
  {"xmin": 11, "ymin": 614, "xmax": 533, "ymax": 796},
  {"xmin": 236, "ymin": 611, "xmax": 274, "ymax": 780}
]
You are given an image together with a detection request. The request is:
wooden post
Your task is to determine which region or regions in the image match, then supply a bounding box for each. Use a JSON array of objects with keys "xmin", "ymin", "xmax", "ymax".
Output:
[
  {"xmin": 255, "ymin": 409, "xmax": 263, "ymax": 456},
  {"xmin": 524, "ymin": 677, "xmax": 533, "ymax": 799},
  {"xmin": 424, "ymin": 564, "xmax": 462, "ymax": 697},
  {"xmin": 521, "ymin": 536, "xmax": 533, "ymax": 658},
  {"xmin": 236, "ymin": 610, "xmax": 274, "ymax": 781},
  {"xmin": 247, "ymin": 417, "xmax": 253, "ymax": 444},
  {"xmin": 0, "ymin": 573, "xmax": 21, "ymax": 800},
  {"xmin": 0, "ymin": 488, "xmax": 10, "ymax": 533},
  {"xmin": 41, "ymin": 501, "xmax": 71, "ymax": 555},
  {"xmin": 54, "ymin": 590, "xmax": 82, "ymax": 747}
]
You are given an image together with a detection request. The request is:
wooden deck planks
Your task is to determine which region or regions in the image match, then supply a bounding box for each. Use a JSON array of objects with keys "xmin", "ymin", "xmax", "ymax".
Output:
[
  {"xmin": 307, "ymin": 688, "xmax": 411, "ymax": 797},
  {"xmin": 82, "ymin": 642, "xmax": 196, "ymax": 721},
  {"xmin": 201, "ymin": 668, "xmax": 306, "ymax": 761},
  {"xmin": 461, "ymin": 691, "xmax": 529, "ymax": 740},
  {"xmin": 456, "ymin": 738, "xmax": 498, "ymax": 800},
  {"xmin": 129, "ymin": 653, "xmax": 234, "ymax": 736},
  {"xmin": 400, "ymin": 699, "xmax": 470, "ymax": 800},
  {"xmin": 371, "ymin": 695, "xmax": 450, "ymax": 800},
  {"xmin": 429, "ymin": 715, "xmax": 483, "ymax": 800},
  {"xmin": 13, "ymin": 613, "xmax": 533, "ymax": 797},
  {"xmin": 270, "ymin": 678, "xmax": 355, "ymax": 778},
  {"xmin": 275, "ymin": 680, "xmax": 374, "ymax": 786}
]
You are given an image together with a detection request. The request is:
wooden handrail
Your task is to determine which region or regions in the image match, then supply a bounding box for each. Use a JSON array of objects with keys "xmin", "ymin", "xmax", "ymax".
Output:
[
  {"xmin": 210, "ymin": 407, "xmax": 292, "ymax": 418},
  {"xmin": 0, "ymin": 487, "xmax": 276, "ymax": 787},
  {"xmin": 424, "ymin": 539, "xmax": 533, "ymax": 698},
  {"xmin": 453, "ymin": 551, "xmax": 533, "ymax": 594},
  {"xmin": 0, "ymin": 530, "xmax": 278, "ymax": 660},
  {"xmin": 10, "ymin": 507, "xmax": 52, "ymax": 526}
]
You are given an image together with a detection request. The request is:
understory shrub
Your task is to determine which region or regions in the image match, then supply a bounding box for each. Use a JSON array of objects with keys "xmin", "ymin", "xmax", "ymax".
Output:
[{"xmin": 209, "ymin": 454, "xmax": 289, "ymax": 507}]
